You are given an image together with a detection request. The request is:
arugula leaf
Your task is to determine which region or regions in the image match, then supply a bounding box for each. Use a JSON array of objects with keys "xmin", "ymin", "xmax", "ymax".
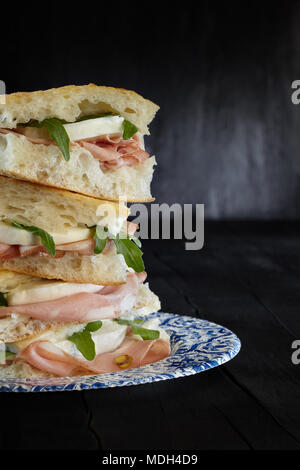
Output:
[
  {"xmin": 92, "ymin": 226, "xmax": 144, "ymax": 272},
  {"xmin": 85, "ymin": 320, "xmax": 103, "ymax": 332},
  {"xmin": 116, "ymin": 319, "xmax": 160, "ymax": 340},
  {"xmin": 113, "ymin": 234, "xmax": 144, "ymax": 273},
  {"xmin": 5, "ymin": 351, "xmax": 16, "ymax": 359},
  {"xmin": 0, "ymin": 292, "xmax": 8, "ymax": 307},
  {"xmin": 123, "ymin": 119, "xmax": 138, "ymax": 140},
  {"xmin": 41, "ymin": 118, "xmax": 70, "ymax": 161},
  {"xmin": 128, "ymin": 234, "xmax": 141, "ymax": 248},
  {"xmin": 19, "ymin": 118, "xmax": 69, "ymax": 128},
  {"xmin": 93, "ymin": 226, "xmax": 108, "ymax": 254},
  {"xmin": 76, "ymin": 113, "xmax": 113, "ymax": 122},
  {"xmin": 12, "ymin": 221, "xmax": 56, "ymax": 257},
  {"xmin": 68, "ymin": 321, "xmax": 102, "ymax": 361},
  {"xmin": 22, "ymin": 118, "xmax": 70, "ymax": 161},
  {"xmin": 117, "ymin": 318, "xmax": 143, "ymax": 325}
]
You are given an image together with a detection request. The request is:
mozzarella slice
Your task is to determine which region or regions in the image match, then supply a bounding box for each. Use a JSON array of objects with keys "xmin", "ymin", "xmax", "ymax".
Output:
[
  {"xmin": 57, "ymin": 320, "xmax": 127, "ymax": 359},
  {"xmin": 0, "ymin": 222, "xmax": 39, "ymax": 245},
  {"xmin": 0, "ymin": 222, "xmax": 92, "ymax": 246},
  {"xmin": 7, "ymin": 279, "xmax": 102, "ymax": 306},
  {"xmin": 63, "ymin": 115, "xmax": 125, "ymax": 141},
  {"xmin": 51, "ymin": 227, "xmax": 92, "ymax": 245},
  {"xmin": 10, "ymin": 320, "xmax": 127, "ymax": 358}
]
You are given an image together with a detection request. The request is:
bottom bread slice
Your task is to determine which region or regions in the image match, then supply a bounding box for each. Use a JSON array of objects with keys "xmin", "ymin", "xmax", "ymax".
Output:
[{"xmin": 1, "ymin": 314, "xmax": 169, "ymax": 379}]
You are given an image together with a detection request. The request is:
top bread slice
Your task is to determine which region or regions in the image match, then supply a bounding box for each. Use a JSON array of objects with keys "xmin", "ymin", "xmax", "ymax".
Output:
[
  {"xmin": 0, "ymin": 84, "xmax": 159, "ymax": 135},
  {"xmin": 0, "ymin": 85, "xmax": 158, "ymax": 202},
  {"xmin": 0, "ymin": 175, "xmax": 129, "ymax": 233}
]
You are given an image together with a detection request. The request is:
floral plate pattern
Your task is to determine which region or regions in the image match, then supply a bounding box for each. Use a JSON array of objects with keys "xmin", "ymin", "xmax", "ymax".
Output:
[{"xmin": 0, "ymin": 312, "xmax": 241, "ymax": 392}]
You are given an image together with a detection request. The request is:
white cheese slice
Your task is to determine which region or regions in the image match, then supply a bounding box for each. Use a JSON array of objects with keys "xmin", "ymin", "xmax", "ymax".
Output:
[
  {"xmin": 63, "ymin": 115, "xmax": 124, "ymax": 141},
  {"xmin": 7, "ymin": 279, "xmax": 102, "ymax": 306},
  {"xmin": 0, "ymin": 222, "xmax": 40, "ymax": 245},
  {"xmin": 10, "ymin": 320, "xmax": 127, "ymax": 359},
  {"xmin": 57, "ymin": 320, "xmax": 127, "ymax": 359},
  {"xmin": 0, "ymin": 222, "xmax": 92, "ymax": 246},
  {"xmin": 51, "ymin": 227, "xmax": 92, "ymax": 245}
]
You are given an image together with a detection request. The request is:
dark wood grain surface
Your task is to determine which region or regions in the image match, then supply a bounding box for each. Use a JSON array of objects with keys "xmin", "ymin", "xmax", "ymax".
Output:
[{"xmin": 1, "ymin": 222, "xmax": 299, "ymax": 450}]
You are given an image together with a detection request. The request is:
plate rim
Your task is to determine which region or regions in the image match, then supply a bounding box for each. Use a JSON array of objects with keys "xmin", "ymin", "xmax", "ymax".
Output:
[{"xmin": 0, "ymin": 312, "xmax": 241, "ymax": 392}]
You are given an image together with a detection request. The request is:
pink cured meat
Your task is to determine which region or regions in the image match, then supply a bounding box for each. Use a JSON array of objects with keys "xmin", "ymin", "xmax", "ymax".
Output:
[
  {"xmin": 0, "ymin": 129, "xmax": 149, "ymax": 169},
  {"xmin": 16, "ymin": 336, "xmax": 170, "ymax": 377},
  {"xmin": 0, "ymin": 243, "xmax": 19, "ymax": 260},
  {"xmin": 0, "ymin": 273, "xmax": 146, "ymax": 322}
]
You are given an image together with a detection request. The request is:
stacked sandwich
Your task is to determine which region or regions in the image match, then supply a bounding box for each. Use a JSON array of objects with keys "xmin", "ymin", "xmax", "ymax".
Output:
[{"xmin": 0, "ymin": 85, "xmax": 170, "ymax": 378}]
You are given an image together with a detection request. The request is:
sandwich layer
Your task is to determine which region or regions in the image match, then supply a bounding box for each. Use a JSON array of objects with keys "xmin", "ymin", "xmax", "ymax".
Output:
[
  {"xmin": 0, "ymin": 84, "xmax": 159, "ymax": 135},
  {"xmin": 1, "ymin": 317, "xmax": 169, "ymax": 379},
  {"xmin": 0, "ymin": 270, "xmax": 160, "ymax": 342},
  {"xmin": 0, "ymin": 269, "xmax": 166, "ymax": 379},
  {"xmin": 0, "ymin": 175, "xmax": 140, "ymax": 284},
  {"xmin": 0, "ymin": 133, "xmax": 155, "ymax": 201}
]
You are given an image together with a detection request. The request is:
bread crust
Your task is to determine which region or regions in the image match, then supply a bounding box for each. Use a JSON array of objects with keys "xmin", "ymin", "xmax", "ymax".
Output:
[
  {"xmin": 0, "ymin": 84, "xmax": 159, "ymax": 135},
  {"xmin": 0, "ymin": 320, "xmax": 75, "ymax": 343},
  {"xmin": 1, "ymin": 252, "xmax": 128, "ymax": 285}
]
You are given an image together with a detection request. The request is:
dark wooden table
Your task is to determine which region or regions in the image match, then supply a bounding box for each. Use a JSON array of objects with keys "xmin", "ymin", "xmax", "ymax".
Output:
[{"xmin": 1, "ymin": 221, "xmax": 300, "ymax": 450}]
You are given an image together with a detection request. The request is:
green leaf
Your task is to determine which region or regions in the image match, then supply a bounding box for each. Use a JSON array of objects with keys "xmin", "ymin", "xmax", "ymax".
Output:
[
  {"xmin": 0, "ymin": 292, "xmax": 8, "ymax": 307},
  {"xmin": 68, "ymin": 322, "xmax": 102, "ymax": 361},
  {"xmin": 12, "ymin": 221, "xmax": 56, "ymax": 257},
  {"xmin": 19, "ymin": 118, "xmax": 68, "ymax": 128},
  {"xmin": 5, "ymin": 351, "xmax": 15, "ymax": 359},
  {"xmin": 68, "ymin": 330, "xmax": 95, "ymax": 361},
  {"xmin": 113, "ymin": 235, "xmax": 145, "ymax": 273},
  {"xmin": 22, "ymin": 118, "xmax": 70, "ymax": 161},
  {"xmin": 123, "ymin": 119, "xmax": 138, "ymax": 140},
  {"xmin": 76, "ymin": 113, "xmax": 113, "ymax": 122},
  {"xmin": 93, "ymin": 226, "xmax": 108, "ymax": 254},
  {"xmin": 85, "ymin": 320, "xmax": 102, "ymax": 332},
  {"xmin": 117, "ymin": 318, "xmax": 143, "ymax": 325},
  {"xmin": 116, "ymin": 319, "xmax": 160, "ymax": 340},
  {"xmin": 130, "ymin": 235, "xmax": 141, "ymax": 248},
  {"xmin": 41, "ymin": 118, "xmax": 70, "ymax": 161}
]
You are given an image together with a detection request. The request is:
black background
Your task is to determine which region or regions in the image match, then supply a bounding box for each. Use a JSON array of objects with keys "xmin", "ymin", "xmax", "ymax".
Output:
[
  {"xmin": 1, "ymin": 1, "xmax": 300, "ymax": 452},
  {"xmin": 3, "ymin": 2, "xmax": 300, "ymax": 218}
]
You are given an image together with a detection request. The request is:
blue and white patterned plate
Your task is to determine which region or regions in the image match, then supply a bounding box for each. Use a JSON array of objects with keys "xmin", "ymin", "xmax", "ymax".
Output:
[{"xmin": 0, "ymin": 312, "xmax": 241, "ymax": 392}]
